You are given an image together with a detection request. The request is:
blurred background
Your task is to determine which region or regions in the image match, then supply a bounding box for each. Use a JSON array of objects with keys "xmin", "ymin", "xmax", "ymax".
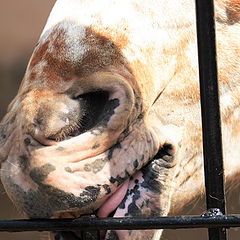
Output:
[
  {"xmin": 0, "ymin": 1, "xmax": 56, "ymax": 239},
  {"xmin": 0, "ymin": 1, "xmax": 239, "ymax": 239}
]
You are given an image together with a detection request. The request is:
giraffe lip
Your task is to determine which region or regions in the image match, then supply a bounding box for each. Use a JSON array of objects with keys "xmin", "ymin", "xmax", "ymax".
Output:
[
  {"xmin": 51, "ymin": 179, "xmax": 130, "ymax": 240},
  {"xmin": 48, "ymin": 148, "xmax": 171, "ymax": 240}
]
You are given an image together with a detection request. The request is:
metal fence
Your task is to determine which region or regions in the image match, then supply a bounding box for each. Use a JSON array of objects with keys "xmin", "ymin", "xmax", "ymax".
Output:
[{"xmin": 1, "ymin": 0, "xmax": 240, "ymax": 239}]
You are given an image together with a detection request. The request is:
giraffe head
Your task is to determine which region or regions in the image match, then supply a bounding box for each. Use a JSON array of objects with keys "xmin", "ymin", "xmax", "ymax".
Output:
[{"xmin": 1, "ymin": 1, "xmax": 240, "ymax": 239}]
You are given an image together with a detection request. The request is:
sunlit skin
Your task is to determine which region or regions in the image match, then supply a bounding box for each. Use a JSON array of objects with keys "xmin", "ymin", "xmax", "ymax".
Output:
[{"xmin": 1, "ymin": 1, "xmax": 240, "ymax": 239}]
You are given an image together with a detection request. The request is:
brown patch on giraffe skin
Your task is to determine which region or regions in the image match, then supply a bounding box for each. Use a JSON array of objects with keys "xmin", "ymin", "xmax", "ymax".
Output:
[
  {"xmin": 29, "ymin": 71, "xmax": 37, "ymax": 82},
  {"xmin": 129, "ymin": 59, "xmax": 154, "ymax": 103},
  {"xmin": 174, "ymin": 69, "xmax": 199, "ymax": 101},
  {"xmin": 29, "ymin": 41, "xmax": 50, "ymax": 69},
  {"xmin": 19, "ymin": 154, "xmax": 29, "ymax": 172},
  {"xmin": 56, "ymin": 146, "xmax": 65, "ymax": 151},
  {"xmin": 229, "ymin": 115, "xmax": 240, "ymax": 138},
  {"xmin": 100, "ymin": 21, "xmax": 130, "ymax": 50},
  {"xmin": 136, "ymin": 45, "xmax": 160, "ymax": 100},
  {"xmin": 84, "ymin": 157, "xmax": 108, "ymax": 173},
  {"xmin": 170, "ymin": 79, "xmax": 200, "ymax": 103},
  {"xmin": 107, "ymin": 30, "xmax": 129, "ymax": 50},
  {"xmin": 218, "ymin": 70, "xmax": 230, "ymax": 85},
  {"xmin": 226, "ymin": 0, "xmax": 240, "ymax": 23},
  {"xmin": 30, "ymin": 163, "xmax": 56, "ymax": 184},
  {"xmin": 27, "ymin": 24, "xmax": 130, "ymax": 90},
  {"xmin": 73, "ymin": 27, "xmax": 127, "ymax": 77},
  {"xmin": 65, "ymin": 167, "xmax": 73, "ymax": 173},
  {"xmin": 132, "ymin": 2, "xmax": 158, "ymax": 20},
  {"xmin": 41, "ymin": 29, "xmax": 75, "ymax": 86},
  {"xmin": 90, "ymin": 16, "xmax": 130, "ymax": 50},
  {"xmin": 92, "ymin": 143, "xmax": 100, "ymax": 149},
  {"xmin": 32, "ymin": 90, "xmax": 55, "ymax": 99},
  {"xmin": 164, "ymin": 33, "xmax": 200, "ymax": 103},
  {"xmin": 28, "ymin": 28, "xmax": 75, "ymax": 88}
]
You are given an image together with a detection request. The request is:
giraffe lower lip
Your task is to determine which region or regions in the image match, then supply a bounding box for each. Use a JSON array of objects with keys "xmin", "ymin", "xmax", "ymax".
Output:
[{"xmin": 50, "ymin": 180, "xmax": 130, "ymax": 240}]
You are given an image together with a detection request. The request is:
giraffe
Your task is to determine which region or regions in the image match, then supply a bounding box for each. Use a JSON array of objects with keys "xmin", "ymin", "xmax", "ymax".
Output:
[{"xmin": 0, "ymin": 0, "xmax": 240, "ymax": 239}]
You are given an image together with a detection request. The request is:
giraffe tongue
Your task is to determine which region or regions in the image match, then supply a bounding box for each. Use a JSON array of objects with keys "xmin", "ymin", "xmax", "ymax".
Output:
[{"xmin": 97, "ymin": 179, "xmax": 130, "ymax": 218}]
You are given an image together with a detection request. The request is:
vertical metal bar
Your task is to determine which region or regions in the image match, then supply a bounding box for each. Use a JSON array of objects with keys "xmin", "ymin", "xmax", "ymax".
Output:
[{"xmin": 195, "ymin": 0, "xmax": 227, "ymax": 239}]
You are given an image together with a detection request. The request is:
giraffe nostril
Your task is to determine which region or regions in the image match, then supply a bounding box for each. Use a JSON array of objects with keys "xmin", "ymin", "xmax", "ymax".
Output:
[
  {"xmin": 32, "ymin": 93, "xmax": 82, "ymax": 144},
  {"xmin": 36, "ymin": 118, "xmax": 44, "ymax": 126},
  {"xmin": 69, "ymin": 91, "xmax": 110, "ymax": 137},
  {"xmin": 31, "ymin": 91, "xmax": 110, "ymax": 143}
]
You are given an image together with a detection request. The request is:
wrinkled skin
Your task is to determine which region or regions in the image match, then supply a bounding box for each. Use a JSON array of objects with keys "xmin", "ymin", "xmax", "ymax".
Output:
[{"xmin": 1, "ymin": 0, "xmax": 240, "ymax": 239}]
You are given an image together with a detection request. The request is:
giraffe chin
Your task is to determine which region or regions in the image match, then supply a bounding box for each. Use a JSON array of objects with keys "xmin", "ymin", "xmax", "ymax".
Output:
[
  {"xmin": 49, "ymin": 179, "xmax": 130, "ymax": 240},
  {"xmin": 48, "ymin": 151, "xmax": 169, "ymax": 240}
]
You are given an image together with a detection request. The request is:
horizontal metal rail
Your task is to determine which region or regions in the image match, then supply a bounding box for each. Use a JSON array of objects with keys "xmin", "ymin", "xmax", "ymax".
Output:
[{"xmin": 1, "ymin": 216, "xmax": 240, "ymax": 232}]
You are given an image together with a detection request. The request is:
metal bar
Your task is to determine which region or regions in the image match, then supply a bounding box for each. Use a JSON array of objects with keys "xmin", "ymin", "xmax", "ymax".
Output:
[
  {"xmin": 195, "ymin": 0, "xmax": 227, "ymax": 239},
  {"xmin": 1, "ymin": 216, "xmax": 240, "ymax": 232}
]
